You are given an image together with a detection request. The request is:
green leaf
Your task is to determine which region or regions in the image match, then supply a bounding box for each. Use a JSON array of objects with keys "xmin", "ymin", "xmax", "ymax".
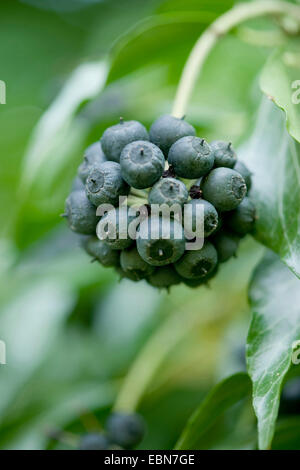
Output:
[
  {"xmin": 107, "ymin": 14, "xmax": 209, "ymax": 83},
  {"xmin": 239, "ymin": 97, "xmax": 300, "ymax": 278},
  {"xmin": 175, "ymin": 373, "xmax": 252, "ymax": 450},
  {"xmin": 157, "ymin": 0, "xmax": 233, "ymax": 14},
  {"xmin": 260, "ymin": 45, "xmax": 300, "ymax": 144},
  {"xmin": 273, "ymin": 416, "xmax": 300, "ymax": 450},
  {"xmin": 20, "ymin": 61, "xmax": 108, "ymax": 192},
  {"xmin": 247, "ymin": 250, "xmax": 300, "ymax": 450},
  {"xmin": 107, "ymin": 1, "xmax": 234, "ymax": 83}
]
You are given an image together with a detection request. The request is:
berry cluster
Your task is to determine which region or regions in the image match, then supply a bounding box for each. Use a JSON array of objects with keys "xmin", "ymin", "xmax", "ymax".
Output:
[
  {"xmin": 64, "ymin": 115, "xmax": 255, "ymax": 289},
  {"xmin": 78, "ymin": 412, "xmax": 145, "ymax": 450}
]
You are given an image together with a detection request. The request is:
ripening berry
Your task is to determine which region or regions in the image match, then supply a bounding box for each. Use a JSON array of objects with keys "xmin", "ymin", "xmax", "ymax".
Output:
[
  {"xmin": 175, "ymin": 241, "xmax": 218, "ymax": 279},
  {"xmin": 210, "ymin": 140, "xmax": 236, "ymax": 168},
  {"xmin": 116, "ymin": 266, "xmax": 143, "ymax": 282},
  {"xmin": 168, "ymin": 136, "xmax": 214, "ymax": 179},
  {"xmin": 120, "ymin": 245, "xmax": 155, "ymax": 281},
  {"xmin": 212, "ymin": 230, "xmax": 240, "ymax": 263},
  {"xmin": 83, "ymin": 236, "xmax": 120, "ymax": 267},
  {"xmin": 64, "ymin": 190, "xmax": 99, "ymax": 235},
  {"xmin": 136, "ymin": 216, "xmax": 185, "ymax": 266},
  {"xmin": 234, "ymin": 160, "xmax": 252, "ymax": 191},
  {"xmin": 147, "ymin": 265, "xmax": 182, "ymax": 288},
  {"xmin": 120, "ymin": 141, "xmax": 165, "ymax": 189},
  {"xmin": 184, "ymin": 199, "xmax": 219, "ymax": 238},
  {"xmin": 78, "ymin": 141, "xmax": 107, "ymax": 182},
  {"xmin": 98, "ymin": 207, "xmax": 135, "ymax": 250},
  {"xmin": 280, "ymin": 377, "xmax": 300, "ymax": 415},
  {"xmin": 148, "ymin": 177, "xmax": 188, "ymax": 206},
  {"xmin": 101, "ymin": 119, "xmax": 149, "ymax": 162},
  {"xmin": 149, "ymin": 114, "xmax": 196, "ymax": 156},
  {"xmin": 106, "ymin": 412, "xmax": 146, "ymax": 449},
  {"xmin": 85, "ymin": 161, "xmax": 129, "ymax": 207},
  {"xmin": 201, "ymin": 167, "xmax": 247, "ymax": 212},
  {"xmin": 226, "ymin": 196, "xmax": 256, "ymax": 236},
  {"xmin": 78, "ymin": 433, "xmax": 110, "ymax": 450},
  {"xmin": 182, "ymin": 264, "xmax": 219, "ymax": 287},
  {"xmin": 71, "ymin": 176, "xmax": 85, "ymax": 191}
]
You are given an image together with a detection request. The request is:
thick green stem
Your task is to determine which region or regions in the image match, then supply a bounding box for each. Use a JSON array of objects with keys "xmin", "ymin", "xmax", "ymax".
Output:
[{"xmin": 172, "ymin": 0, "xmax": 300, "ymax": 118}]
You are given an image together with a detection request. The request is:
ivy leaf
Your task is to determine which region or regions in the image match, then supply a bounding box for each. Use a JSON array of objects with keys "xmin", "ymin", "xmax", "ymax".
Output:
[
  {"xmin": 247, "ymin": 250, "xmax": 300, "ymax": 450},
  {"xmin": 272, "ymin": 416, "xmax": 300, "ymax": 450},
  {"xmin": 239, "ymin": 97, "xmax": 300, "ymax": 278},
  {"xmin": 20, "ymin": 61, "xmax": 108, "ymax": 192},
  {"xmin": 107, "ymin": 1, "xmax": 234, "ymax": 83},
  {"xmin": 175, "ymin": 373, "xmax": 252, "ymax": 450},
  {"xmin": 260, "ymin": 46, "xmax": 300, "ymax": 144}
]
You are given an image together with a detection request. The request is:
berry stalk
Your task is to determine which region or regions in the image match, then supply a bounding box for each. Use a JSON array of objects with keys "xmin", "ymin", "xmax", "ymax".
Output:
[
  {"xmin": 127, "ymin": 195, "xmax": 148, "ymax": 207},
  {"xmin": 172, "ymin": 0, "xmax": 300, "ymax": 118}
]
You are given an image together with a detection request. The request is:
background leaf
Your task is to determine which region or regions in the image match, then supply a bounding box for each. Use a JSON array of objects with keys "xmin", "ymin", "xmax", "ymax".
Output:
[
  {"xmin": 247, "ymin": 250, "xmax": 300, "ymax": 450},
  {"xmin": 272, "ymin": 416, "xmax": 300, "ymax": 450},
  {"xmin": 20, "ymin": 61, "xmax": 108, "ymax": 191},
  {"xmin": 239, "ymin": 97, "xmax": 300, "ymax": 278},
  {"xmin": 260, "ymin": 45, "xmax": 300, "ymax": 143},
  {"xmin": 107, "ymin": 0, "xmax": 234, "ymax": 83},
  {"xmin": 175, "ymin": 373, "xmax": 252, "ymax": 450}
]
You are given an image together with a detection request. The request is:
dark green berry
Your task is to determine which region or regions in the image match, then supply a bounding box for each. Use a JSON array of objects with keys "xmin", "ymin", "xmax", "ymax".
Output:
[
  {"xmin": 280, "ymin": 378, "xmax": 300, "ymax": 415},
  {"xmin": 175, "ymin": 241, "xmax": 218, "ymax": 279},
  {"xmin": 71, "ymin": 176, "xmax": 85, "ymax": 191},
  {"xmin": 120, "ymin": 245, "xmax": 155, "ymax": 281},
  {"xmin": 78, "ymin": 141, "xmax": 107, "ymax": 182},
  {"xmin": 214, "ymin": 213, "xmax": 223, "ymax": 233},
  {"xmin": 102, "ymin": 119, "xmax": 149, "ymax": 162},
  {"xmin": 210, "ymin": 140, "xmax": 236, "ymax": 168},
  {"xmin": 234, "ymin": 160, "xmax": 252, "ymax": 191},
  {"xmin": 201, "ymin": 167, "xmax": 247, "ymax": 212},
  {"xmin": 120, "ymin": 141, "xmax": 165, "ymax": 189},
  {"xmin": 182, "ymin": 264, "xmax": 219, "ymax": 287},
  {"xmin": 115, "ymin": 266, "xmax": 142, "ymax": 282},
  {"xmin": 106, "ymin": 412, "xmax": 146, "ymax": 449},
  {"xmin": 148, "ymin": 177, "xmax": 188, "ymax": 206},
  {"xmin": 79, "ymin": 433, "xmax": 110, "ymax": 450},
  {"xmin": 137, "ymin": 216, "xmax": 185, "ymax": 266},
  {"xmin": 147, "ymin": 265, "xmax": 182, "ymax": 288},
  {"xmin": 64, "ymin": 190, "xmax": 99, "ymax": 235},
  {"xmin": 182, "ymin": 277, "xmax": 206, "ymax": 288},
  {"xmin": 212, "ymin": 230, "xmax": 240, "ymax": 263},
  {"xmin": 98, "ymin": 207, "xmax": 135, "ymax": 250},
  {"xmin": 184, "ymin": 199, "xmax": 219, "ymax": 238},
  {"xmin": 168, "ymin": 136, "xmax": 214, "ymax": 179},
  {"xmin": 85, "ymin": 161, "xmax": 129, "ymax": 207},
  {"xmin": 226, "ymin": 196, "xmax": 256, "ymax": 236},
  {"xmin": 83, "ymin": 236, "xmax": 120, "ymax": 267},
  {"xmin": 149, "ymin": 114, "xmax": 196, "ymax": 156}
]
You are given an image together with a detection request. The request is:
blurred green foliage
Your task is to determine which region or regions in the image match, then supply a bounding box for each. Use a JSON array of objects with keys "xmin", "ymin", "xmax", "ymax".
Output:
[{"xmin": 0, "ymin": 0, "xmax": 300, "ymax": 450}]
